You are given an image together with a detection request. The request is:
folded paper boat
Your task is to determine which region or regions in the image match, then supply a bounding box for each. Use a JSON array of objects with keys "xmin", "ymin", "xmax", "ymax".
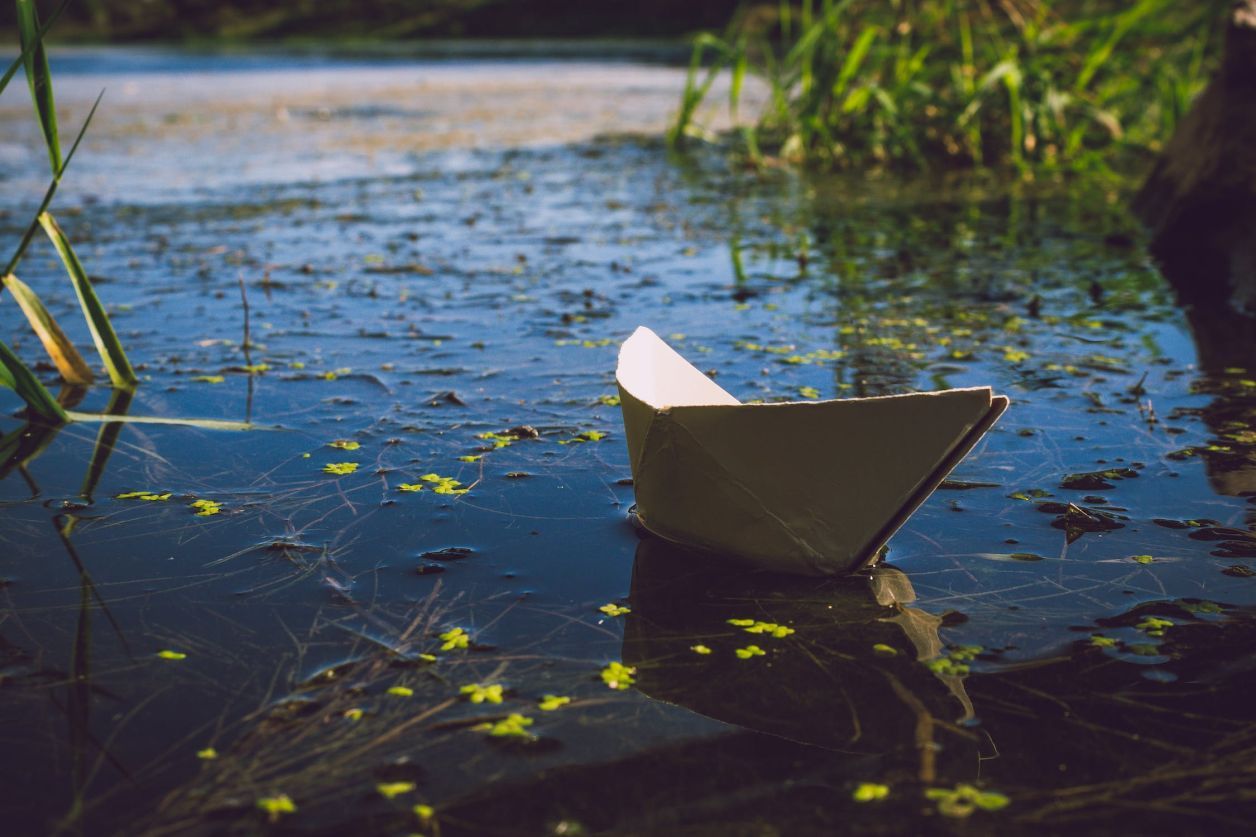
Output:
[{"xmin": 616, "ymin": 327, "xmax": 1009, "ymax": 575}]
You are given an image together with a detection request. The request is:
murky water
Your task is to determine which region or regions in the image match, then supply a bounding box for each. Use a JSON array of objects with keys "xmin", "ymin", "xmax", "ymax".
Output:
[{"xmin": 2, "ymin": 47, "xmax": 1255, "ymax": 835}]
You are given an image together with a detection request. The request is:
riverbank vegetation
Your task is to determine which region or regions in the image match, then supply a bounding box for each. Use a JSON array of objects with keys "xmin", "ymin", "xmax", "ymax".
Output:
[
  {"xmin": 673, "ymin": 0, "xmax": 1229, "ymax": 173},
  {"xmin": 3, "ymin": 0, "xmax": 742, "ymax": 40}
]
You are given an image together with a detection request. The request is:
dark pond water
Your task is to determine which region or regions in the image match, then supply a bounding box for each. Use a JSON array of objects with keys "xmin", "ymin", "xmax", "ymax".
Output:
[{"xmin": 2, "ymin": 48, "xmax": 1256, "ymax": 836}]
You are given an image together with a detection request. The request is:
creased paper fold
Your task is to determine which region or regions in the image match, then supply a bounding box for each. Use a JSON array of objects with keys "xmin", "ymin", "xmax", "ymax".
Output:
[{"xmin": 617, "ymin": 326, "xmax": 1008, "ymax": 575}]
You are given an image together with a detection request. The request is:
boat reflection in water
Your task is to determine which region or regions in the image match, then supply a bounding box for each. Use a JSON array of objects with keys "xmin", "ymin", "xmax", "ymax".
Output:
[{"xmin": 623, "ymin": 536, "xmax": 982, "ymax": 783}]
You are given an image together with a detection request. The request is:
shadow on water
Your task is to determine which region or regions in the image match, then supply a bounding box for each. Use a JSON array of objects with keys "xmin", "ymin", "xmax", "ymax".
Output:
[
  {"xmin": 623, "ymin": 538, "xmax": 975, "ymax": 776},
  {"xmin": 418, "ymin": 539, "xmax": 1256, "ymax": 835}
]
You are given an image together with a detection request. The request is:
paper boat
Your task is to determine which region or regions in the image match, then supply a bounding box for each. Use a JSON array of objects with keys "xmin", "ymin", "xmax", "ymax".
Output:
[{"xmin": 616, "ymin": 327, "xmax": 1008, "ymax": 575}]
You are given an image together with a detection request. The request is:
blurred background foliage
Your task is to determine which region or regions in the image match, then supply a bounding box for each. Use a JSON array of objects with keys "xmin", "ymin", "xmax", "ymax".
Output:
[{"xmin": 0, "ymin": 0, "xmax": 744, "ymax": 40}]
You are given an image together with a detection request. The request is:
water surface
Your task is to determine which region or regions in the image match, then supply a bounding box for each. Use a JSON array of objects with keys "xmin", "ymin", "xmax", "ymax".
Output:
[{"xmin": 2, "ymin": 47, "xmax": 1255, "ymax": 835}]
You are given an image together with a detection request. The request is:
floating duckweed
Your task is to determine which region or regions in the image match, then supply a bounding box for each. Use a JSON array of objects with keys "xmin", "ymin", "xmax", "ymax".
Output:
[
  {"xmin": 439, "ymin": 627, "xmax": 470, "ymax": 651},
  {"xmin": 926, "ymin": 657, "xmax": 969, "ymax": 676},
  {"xmin": 601, "ymin": 662, "xmax": 636, "ymax": 690},
  {"xmin": 420, "ymin": 474, "xmax": 468, "ymax": 495},
  {"xmin": 1181, "ymin": 601, "xmax": 1223, "ymax": 615},
  {"xmin": 117, "ymin": 491, "xmax": 172, "ymax": 501},
  {"xmin": 256, "ymin": 794, "xmax": 296, "ymax": 821},
  {"xmin": 321, "ymin": 367, "xmax": 351, "ymax": 381},
  {"xmin": 460, "ymin": 683, "xmax": 505, "ymax": 704},
  {"xmin": 1090, "ymin": 634, "xmax": 1118, "ymax": 648},
  {"xmin": 798, "ymin": 386, "xmax": 821, "ymax": 399},
  {"xmin": 926, "ymin": 784, "xmax": 1010, "ymax": 818},
  {"xmin": 597, "ymin": 394, "xmax": 621, "ymax": 407},
  {"xmin": 397, "ymin": 483, "xmax": 425, "ymax": 492},
  {"xmin": 414, "ymin": 804, "xmax": 435, "ymax": 823},
  {"xmin": 538, "ymin": 695, "xmax": 571, "ymax": 711},
  {"xmin": 376, "ymin": 782, "xmax": 416, "ymax": 799},
  {"xmin": 191, "ymin": 375, "xmax": 224, "ymax": 384},
  {"xmin": 418, "ymin": 653, "xmax": 438, "ymax": 663},
  {"xmin": 241, "ymin": 363, "xmax": 270, "ymax": 374},
  {"xmin": 1002, "ymin": 348, "xmax": 1031, "ymax": 364},
  {"xmin": 735, "ymin": 645, "xmax": 766, "ymax": 659},
  {"xmin": 190, "ymin": 499, "xmax": 222, "ymax": 516},
  {"xmin": 323, "ymin": 462, "xmax": 359, "ymax": 476},
  {"xmin": 728, "ymin": 619, "xmax": 793, "ymax": 638},
  {"xmin": 343, "ymin": 708, "xmax": 364, "ymax": 721},
  {"xmin": 329, "ymin": 439, "xmax": 360, "ymax": 451},
  {"xmin": 1137, "ymin": 616, "xmax": 1174, "ymax": 637},
  {"xmin": 458, "ymin": 454, "xmax": 482, "ymax": 463},
  {"xmin": 599, "ymin": 603, "xmax": 630, "ymax": 617},
  {"xmin": 1131, "ymin": 554, "xmax": 1155, "ymax": 565},
  {"xmin": 387, "ymin": 686, "xmax": 414, "ymax": 697},
  {"xmin": 476, "ymin": 431, "xmax": 517, "ymax": 449},
  {"xmin": 196, "ymin": 747, "xmax": 218, "ymax": 760},
  {"xmin": 872, "ymin": 643, "xmax": 898, "ymax": 657},
  {"xmin": 747, "ymin": 621, "xmax": 794, "ymax": 638},
  {"xmin": 157, "ymin": 650, "xmax": 187, "ymax": 660},
  {"xmin": 853, "ymin": 783, "xmax": 890, "ymax": 802},
  {"xmin": 558, "ymin": 430, "xmax": 608, "ymax": 445},
  {"xmin": 690, "ymin": 644, "xmax": 712, "ymax": 655},
  {"xmin": 474, "ymin": 713, "xmax": 535, "ymax": 738},
  {"xmin": 927, "ymin": 646, "xmax": 985, "ymax": 675}
]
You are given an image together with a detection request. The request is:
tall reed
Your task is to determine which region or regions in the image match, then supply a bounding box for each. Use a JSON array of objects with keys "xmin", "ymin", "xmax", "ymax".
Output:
[
  {"xmin": 2, "ymin": 0, "xmax": 136, "ymax": 424},
  {"xmin": 672, "ymin": 0, "xmax": 1225, "ymax": 173}
]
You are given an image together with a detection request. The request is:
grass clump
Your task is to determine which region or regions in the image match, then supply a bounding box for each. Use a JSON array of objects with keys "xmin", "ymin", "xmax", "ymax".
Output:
[{"xmin": 673, "ymin": 0, "xmax": 1226, "ymax": 173}]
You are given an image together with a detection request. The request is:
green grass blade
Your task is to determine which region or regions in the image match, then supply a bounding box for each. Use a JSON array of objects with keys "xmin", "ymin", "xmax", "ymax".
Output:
[
  {"xmin": 16, "ymin": 0, "xmax": 63, "ymax": 175},
  {"xmin": 2, "ymin": 90, "xmax": 103, "ymax": 279},
  {"xmin": 2, "ymin": 273, "xmax": 95, "ymax": 384},
  {"xmin": 0, "ymin": 0, "xmax": 70, "ymax": 98},
  {"xmin": 39, "ymin": 212, "xmax": 138, "ymax": 388},
  {"xmin": 832, "ymin": 25, "xmax": 879, "ymax": 101},
  {"xmin": 64, "ymin": 411, "xmax": 268, "ymax": 431},
  {"xmin": 0, "ymin": 338, "xmax": 69, "ymax": 423}
]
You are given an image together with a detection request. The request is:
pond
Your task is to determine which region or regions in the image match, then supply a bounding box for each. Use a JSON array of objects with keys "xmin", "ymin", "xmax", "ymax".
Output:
[{"xmin": 2, "ymin": 46, "xmax": 1255, "ymax": 835}]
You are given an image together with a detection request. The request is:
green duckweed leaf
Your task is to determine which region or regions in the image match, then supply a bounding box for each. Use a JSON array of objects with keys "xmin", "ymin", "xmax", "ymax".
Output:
[
  {"xmin": 256, "ymin": 794, "xmax": 296, "ymax": 821},
  {"xmin": 377, "ymin": 781, "xmax": 416, "ymax": 799},
  {"xmin": 600, "ymin": 661, "xmax": 636, "ymax": 690},
  {"xmin": 439, "ymin": 627, "xmax": 470, "ymax": 651},
  {"xmin": 460, "ymin": 683, "xmax": 504, "ymax": 704},
  {"xmin": 538, "ymin": 695, "xmax": 571, "ymax": 711},
  {"xmin": 852, "ymin": 783, "xmax": 890, "ymax": 802}
]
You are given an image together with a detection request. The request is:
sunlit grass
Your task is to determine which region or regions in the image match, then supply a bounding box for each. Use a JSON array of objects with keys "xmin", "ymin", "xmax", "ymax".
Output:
[{"xmin": 672, "ymin": 0, "xmax": 1224, "ymax": 173}]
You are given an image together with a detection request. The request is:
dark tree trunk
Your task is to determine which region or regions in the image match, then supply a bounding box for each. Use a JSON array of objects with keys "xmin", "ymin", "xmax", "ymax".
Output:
[{"xmin": 1134, "ymin": 1, "xmax": 1256, "ymax": 311}]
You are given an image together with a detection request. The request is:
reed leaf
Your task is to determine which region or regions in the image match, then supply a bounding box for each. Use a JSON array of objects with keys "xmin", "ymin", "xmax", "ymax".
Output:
[
  {"xmin": 16, "ymin": 0, "xmax": 62, "ymax": 175},
  {"xmin": 3, "ymin": 90, "xmax": 104, "ymax": 279},
  {"xmin": 2, "ymin": 273, "xmax": 95, "ymax": 385},
  {"xmin": 39, "ymin": 212, "xmax": 138, "ymax": 388},
  {"xmin": 0, "ymin": 337, "xmax": 69, "ymax": 423},
  {"xmin": 0, "ymin": 0, "xmax": 71, "ymax": 98},
  {"xmin": 64, "ymin": 411, "xmax": 267, "ymax": 431}
]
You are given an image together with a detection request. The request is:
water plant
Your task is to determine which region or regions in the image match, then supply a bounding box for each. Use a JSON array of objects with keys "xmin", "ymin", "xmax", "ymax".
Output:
[
  {"xmin": 673, "ymin": 0, "xmax": 1227, "ymax": 173},
  {"xmin": 2, "ymin": 0, "xmax": 133, "ymax": 422},
  {"xmin": 2, "ymin": 1, "xmax": 252, "ymax": 432}
]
